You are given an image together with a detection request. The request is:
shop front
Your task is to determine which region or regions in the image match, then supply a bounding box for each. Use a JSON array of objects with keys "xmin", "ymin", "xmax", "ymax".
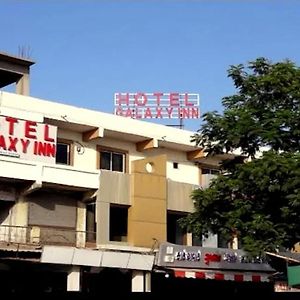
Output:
[{"xmin": 152, "ymin": 243, "xmax": 275, "ymax": 295}]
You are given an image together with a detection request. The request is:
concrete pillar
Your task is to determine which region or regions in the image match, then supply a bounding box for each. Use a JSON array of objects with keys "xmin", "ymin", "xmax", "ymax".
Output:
[
  {"xmin": 10, "ymin": 196, "xmax": 28, "ymax": 243},
  {"xmin": 232, "ymin": 236, "xmax": 238, "ymax": 250},
  {"xmin": 76, "ymin": 201, "xmax": 86, "ymax": 247},
  {"xmin": 186, "ymin": 232, "xmax": 193, "ymax": 246},
  {"xmin": 145, "ymin": 272, "xmax": 151, "ymax": 292},
  {"xmin": 131, "ymin": 271, "xmax": 151, "ymax": 292},
  {"xmin": 16, "ymin": 74, "xmax": 30, "ymax": 96},
  {"xmin": 30, "ymin": 226, "xmax": 40, "ymax": 244},
  {"xmin": 96, "ymin": 201, "xmax": 110, "ymax": 244},
  {"xmin": 67, "ymin": 266, "xmax": 81, "ymax": 291},
  {"xmin": 128, "ymin": 155, "xmax": 167, "ymax": 248},
  {"xmin": 11, "ymin": 196, "xmax": 28, "ymax": 227}
]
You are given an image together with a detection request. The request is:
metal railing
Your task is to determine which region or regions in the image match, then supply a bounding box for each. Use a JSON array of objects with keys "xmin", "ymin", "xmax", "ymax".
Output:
[
  {"xmin": 0, "ymin": 224, "xmax": 28, "ymax": 244},
  {"xmin": 0, "ymin": 224, "xmax": 96, "ymax": 248}
]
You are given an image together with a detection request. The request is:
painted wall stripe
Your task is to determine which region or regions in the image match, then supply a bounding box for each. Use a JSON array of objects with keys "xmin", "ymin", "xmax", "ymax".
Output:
[{"xmin": 173, "ymin": 271, "xmax": 269, "ymax": 282}]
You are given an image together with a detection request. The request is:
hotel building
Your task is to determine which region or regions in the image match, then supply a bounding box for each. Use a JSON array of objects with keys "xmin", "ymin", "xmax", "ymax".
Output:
[{"xmin": 0, "ymin": 52, "xmax": 273, "ymax": 293}]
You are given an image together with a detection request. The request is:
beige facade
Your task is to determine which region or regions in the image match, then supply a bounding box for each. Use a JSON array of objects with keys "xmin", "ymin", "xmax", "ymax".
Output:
[
  {"xmin": 0, "ymin": 87, "xmax": 208, "ymax": 245},
  {"xmin": 128, "ymin": 155, "xmax": 167, "ymax": 248},
  {"xmin": 0, "ymin": 52, "xmax": 224, "ymax": 292}
]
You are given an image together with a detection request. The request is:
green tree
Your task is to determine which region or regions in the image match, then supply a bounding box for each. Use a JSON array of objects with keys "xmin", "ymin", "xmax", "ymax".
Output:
[{"xmin": 182, "ymin": 58, "xmax": 300, "ymax": 255}]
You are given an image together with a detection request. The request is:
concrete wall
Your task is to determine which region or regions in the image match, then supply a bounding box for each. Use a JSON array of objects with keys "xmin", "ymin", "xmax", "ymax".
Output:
[
  {"xmin": 167, "ymin": 180, "xmax": 196, "ymax": 213},
  {"xmin": 128, "ymin": 155, "xmax": 167, "ymax": 248},
  {"xmin": 99, "ymin": 170, "xmax": 130, "ymax": 205}
]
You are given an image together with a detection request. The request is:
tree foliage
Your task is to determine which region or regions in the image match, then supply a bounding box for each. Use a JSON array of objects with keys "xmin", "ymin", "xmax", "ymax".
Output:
[{"xmin": 182, "ymin": 58, "xmax": 300, "ymax": 255}]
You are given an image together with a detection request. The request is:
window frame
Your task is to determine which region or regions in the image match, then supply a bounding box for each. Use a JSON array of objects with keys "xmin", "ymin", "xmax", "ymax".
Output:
[
  {"xmin": 201, "ymin": 167, "xmax": 220, "ymax": 175},
  {"xmin": 86, "ymin": 201, "xmax": 96, "ymax": 243},
  {"xmin": 167, "ymin": 210, "xmax": 188, "ymax": 245},
  {"xmin": 97, "ymin": 146, "xmax": 128, "ymax": 173},
  {"xmin": 109, "ymin": 203, "xmax": 128, "ymax": 242},
  {"xmin": 56, "ymin": 138, "xmax": 74, "ymax": 166}
]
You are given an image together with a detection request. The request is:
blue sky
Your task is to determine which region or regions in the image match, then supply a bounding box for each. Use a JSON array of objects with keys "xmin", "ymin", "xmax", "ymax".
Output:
[{"xmin": 1, "ymin": 1, "xmax": 300, "ymax": 131}]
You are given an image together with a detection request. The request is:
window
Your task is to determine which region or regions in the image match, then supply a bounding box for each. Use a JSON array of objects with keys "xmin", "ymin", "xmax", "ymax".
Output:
[
  {"xmin": 0, "ymin": 201, "xmax": 13, "ymax": 225},
  {"xmin": 202, "ymin": 168, "xmax": 220, "ymax": 175},
  {"xmin": 201, "ymin": 167, "xmax": 220, "ymax": 189},
  {"xmin": 109, "ymin": 205, "xmax": 128, "ymax": 242},
  {"xmin": 173, "ymin": 162, "xmax": 178, "ymax": 169},
  {"xmin": 167, "ymin": 212, "xmax": 187, "ymax": 245},
  {"xmin": 192, "ymin": 234, "xmax": 202, "ymax": 246},
  {"xmin": 218, "ymin": 234, "xmax": 230, "ymax": 248},
  {"xmin": 86, "ymin": 201, "xmax": 96, "ymax": 243},
  {"xmin": 99, "ymin": 148, "xmax": 126, "ymax": 172},
  {"xmin": 56, "ymin": 140, "xmax": 73, "ymax": 165}
]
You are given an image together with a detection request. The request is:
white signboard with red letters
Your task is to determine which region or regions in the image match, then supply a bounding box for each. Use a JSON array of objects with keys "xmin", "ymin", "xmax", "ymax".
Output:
[
  {"xmin": 0, "ymin": 115, "xmax": 57, "ymax": 164},
  {"xmin": 114, "ymin": 92, "xmax": 200, "ymax": 119}
]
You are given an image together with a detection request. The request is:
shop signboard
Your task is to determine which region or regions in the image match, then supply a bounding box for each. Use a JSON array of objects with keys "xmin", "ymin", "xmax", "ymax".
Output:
[{"xmin": 156, "ymin": 243, "xmax": 274, "ymax": 272}]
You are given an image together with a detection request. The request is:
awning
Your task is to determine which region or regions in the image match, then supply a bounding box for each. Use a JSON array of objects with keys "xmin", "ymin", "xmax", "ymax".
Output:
[
  {"xmin": 41, "ymin": 245, "xmax": 155, "ymax": 271},
  {"xmin": 265, "ymin": 252, "xmax": 300, "ymax": 286},
  {"xmin": 167, "ymin": 268, "xmax": 271, "ymax": 282},
  {"xmin": 266, "ymin": 251, "xmax": 300, "ymax": 263}
]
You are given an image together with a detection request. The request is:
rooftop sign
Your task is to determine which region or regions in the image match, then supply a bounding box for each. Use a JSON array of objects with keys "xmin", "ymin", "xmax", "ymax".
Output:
[{"xmin": 114, "ymin": 92, "xmax": 200, "ymax": 119}]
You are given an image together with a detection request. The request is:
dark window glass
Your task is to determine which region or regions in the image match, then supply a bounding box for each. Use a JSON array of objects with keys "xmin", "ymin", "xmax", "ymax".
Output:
[
  {"xmin": 173, "ymin": 162, "xmax": 178, "ymax": 169},
  {"xmin": 0, "ymin": 201, "xmax": 13, "ymax": 224},
  {"xmin": 167, "ymin": 213, "xmax": 186, "ymax": 245},
  {"xmin": 238, "ymin": 238, "xmax": 242, "ymax": 249},
  {"xmin": 202, "ymin": 168, "xmax": 210, "ymax": 174},
  {"xmin": 112, "ymin": 153, "xmax": 123, "ymax": 172},
  {"xmin": 56, "ymin": 143, "xmax": 70, "ymax": 165},
  {"xmin": 110, "ymin": 205, "xmax": 128, "ymax": 242},
  {"xmin": 86, "ymin": 202, "xmax": 96, "ymax": 242},
  {"xmin": 100, "ymin": 150, "xmax": 124, "ymax": 172},
  {"xmin": 100, "ymin": 151, "xmax": 111, "ymax": 170},
  {"xmin": 211, "ymin": 169, "xmax": 220, "ymax": 175},
  {"xmin": 192, "ymin": 235, "xmax": 202, "ymax": 246},
  {"xmin": 218, "ymin": 234, "xmax": 229, "ymax": 248},
  {"xmin": 202, "ymin": 168, "xmax": 219, "ymax": 175}
]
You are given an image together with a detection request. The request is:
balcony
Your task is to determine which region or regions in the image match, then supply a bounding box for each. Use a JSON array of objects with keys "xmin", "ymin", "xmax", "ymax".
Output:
[
  {"xmin": 42, "ymin": 164, "xmax": 100, "ymax": 189},
  {"xmin": 0, "ymin": 156, "xmax": 100, "ymax": 190},
  {"xmin": 201, "ymin": 174, "xmax": 217, "ymax": 189},
  {"xmin": 0, "ymin": 224, "xmax": 96, "ymax": 249},
  {"xmin": 167, "ymin": 180, "xmax": 198, "ymax": 213}
]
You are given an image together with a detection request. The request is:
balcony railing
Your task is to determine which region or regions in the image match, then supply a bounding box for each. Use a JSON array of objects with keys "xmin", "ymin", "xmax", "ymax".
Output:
[
  {"xmin": 201, "ymin": 174, "xmax": 217, "ymax": 189},
  {"xmin": 0, "ymin": 225, "xmax": 96, "ymax": 248}
]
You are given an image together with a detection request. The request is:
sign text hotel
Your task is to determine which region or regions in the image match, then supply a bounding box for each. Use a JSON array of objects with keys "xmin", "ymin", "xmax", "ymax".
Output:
[
  {"xmin": 114, "ymin": 92, "xmax": 200, "ymax": 119},
  {"xmin": 0, "ymin": 115, "xmax": 57, "ymax": 163}
]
